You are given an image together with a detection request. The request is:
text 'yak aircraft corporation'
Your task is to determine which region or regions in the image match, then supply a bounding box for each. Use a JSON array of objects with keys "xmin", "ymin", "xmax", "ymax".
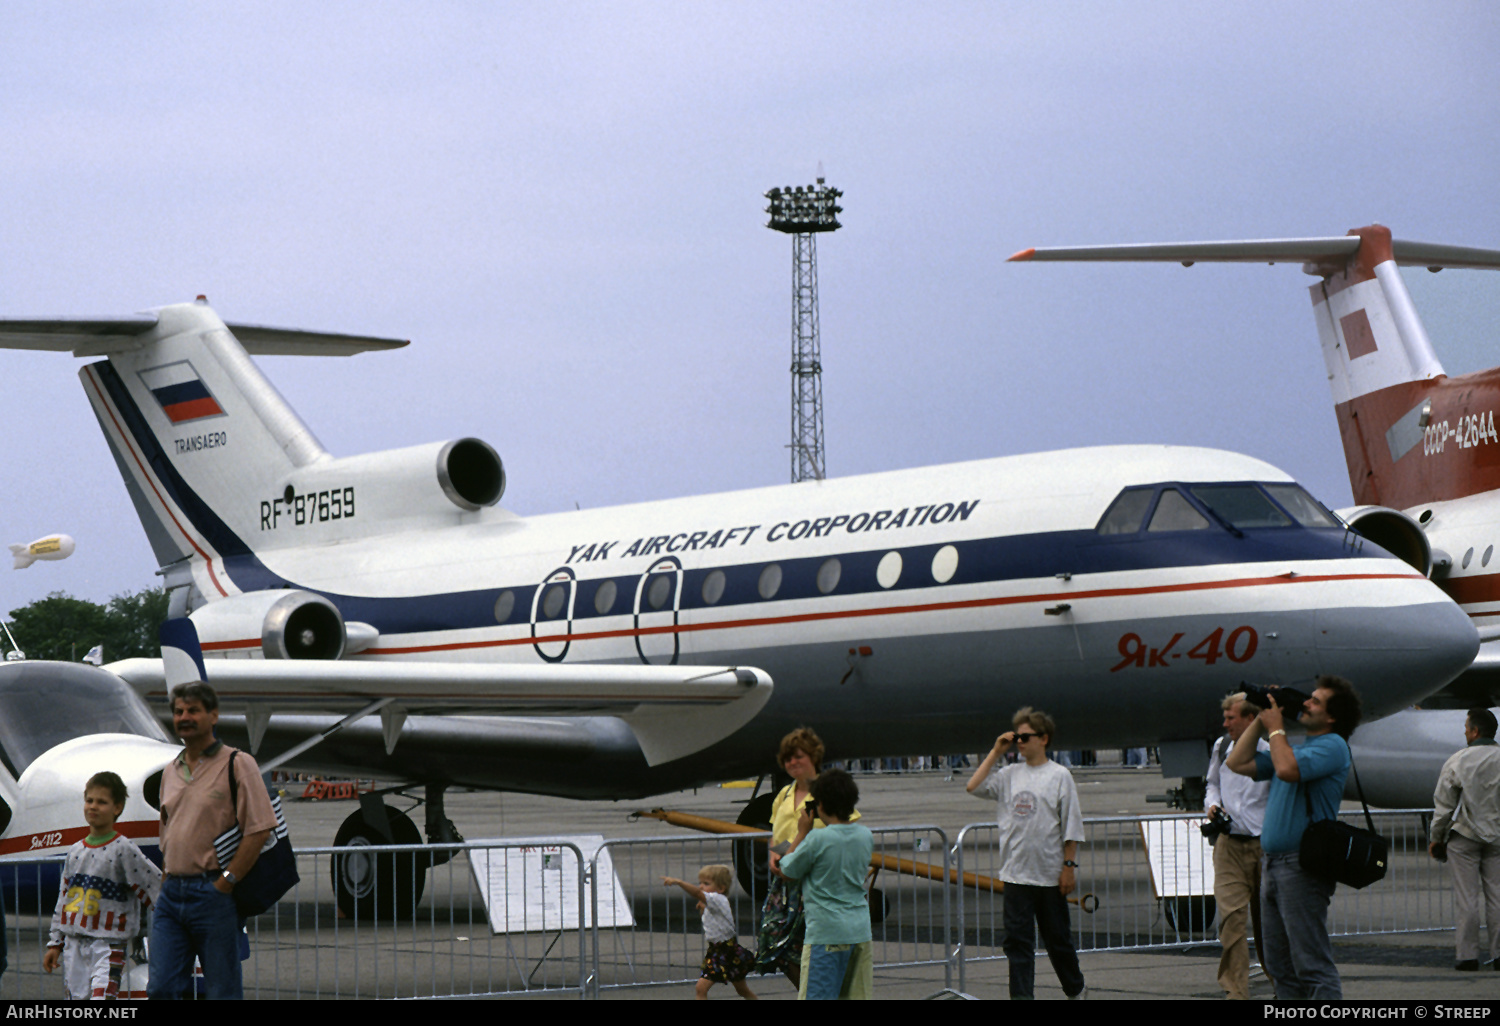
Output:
[
  {"xmin": 0, "ymin": 283, "xmax": 1478, "ymax": 897},
  {"xmin": 1012, "ymin": 222, "xmax": 1500, "ymax": 807}
]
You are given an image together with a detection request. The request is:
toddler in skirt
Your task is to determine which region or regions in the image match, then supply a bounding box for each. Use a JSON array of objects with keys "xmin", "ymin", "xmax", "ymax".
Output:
[{"xmin": 663, "ymin": 865, "xmax": 758, "ymax": 999}]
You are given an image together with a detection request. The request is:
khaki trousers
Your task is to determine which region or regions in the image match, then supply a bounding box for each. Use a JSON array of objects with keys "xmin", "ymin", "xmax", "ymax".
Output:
[
  {"xmin": 1448, "ymin": 833, "xmax": 1500, "ymax": 964},
  {"xmin": 1214, "ymin": 834, "xmax": 1266, "ymax": 999}
]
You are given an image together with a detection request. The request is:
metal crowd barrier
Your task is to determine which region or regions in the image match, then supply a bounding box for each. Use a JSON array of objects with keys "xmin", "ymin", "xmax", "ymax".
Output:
[
  {"xmin": 0, "ymin": 809, "xmax": 1451, "ymax": 1000},
  {"xmin": 0, "ymin": 840, "xmax": 590, "ymax": 1000},
  {"xmin": 953, "ymin": 808, "xmax": 1450, "ymax": 994},
  {"xmin": 584, "ymin": 825, "xmax": 952, "ymax": 997}
]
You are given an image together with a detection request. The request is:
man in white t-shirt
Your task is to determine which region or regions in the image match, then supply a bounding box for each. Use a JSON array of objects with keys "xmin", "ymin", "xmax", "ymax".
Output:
[{"xmin": 967, "ymin": 706, "xmax": 1086, "ymax": 1000}]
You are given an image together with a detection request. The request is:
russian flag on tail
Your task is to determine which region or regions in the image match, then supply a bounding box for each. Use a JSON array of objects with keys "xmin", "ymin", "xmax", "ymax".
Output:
[{"xmin": 139, "ymin": 361, "xmax": 225, "ymax": 424}]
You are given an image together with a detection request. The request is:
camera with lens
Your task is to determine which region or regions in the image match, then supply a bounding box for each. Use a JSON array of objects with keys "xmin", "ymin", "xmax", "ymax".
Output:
[
  {"xmin": 1240, "ymin": 682, "xmax": 1310, "ymax": 715},
  {"xmin": 1200, "ymin": 807, "xmax": 1234, "ymax": 844}
]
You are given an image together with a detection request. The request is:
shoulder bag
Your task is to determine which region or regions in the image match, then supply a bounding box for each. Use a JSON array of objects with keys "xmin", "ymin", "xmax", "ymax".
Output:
[
  {"xmin": 1298, "ymin": 753, "xmax": 1388, "ymax": 889},
  {"xmin": 212, "ymin": 750, "xmax": 301, "ymax": 916}
]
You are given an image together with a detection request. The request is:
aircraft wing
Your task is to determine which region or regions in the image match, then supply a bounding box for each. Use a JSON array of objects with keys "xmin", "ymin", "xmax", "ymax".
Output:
[
  {"xmin": 106, "ymin": 658, "xmax": 772, "ymax": 766},
  {"xmin": 0, "ymin": 315, "xmax": 407, "ymax": 357},
  {"xmin": 1009, "ymin": 236, "xmax": 1500, "ymax": 272}
]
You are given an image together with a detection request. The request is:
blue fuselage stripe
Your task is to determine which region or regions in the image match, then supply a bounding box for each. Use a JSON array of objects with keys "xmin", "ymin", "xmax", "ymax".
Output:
[{"xmin": 228, "ymin": 526, "xmax": 1386, "ymax": 638}]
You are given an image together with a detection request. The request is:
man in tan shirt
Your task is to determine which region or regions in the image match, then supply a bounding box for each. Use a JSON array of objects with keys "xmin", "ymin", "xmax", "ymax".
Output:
[
  {"xmin": 147, "ymin": 682, "xmax": 275, "ymax": 1000},
  {"xmin": 1430, "ymin": 707, "xmax": 1500, "ymax": 971}
]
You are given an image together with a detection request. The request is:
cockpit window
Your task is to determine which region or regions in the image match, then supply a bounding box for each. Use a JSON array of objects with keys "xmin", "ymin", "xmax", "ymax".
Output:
[
  {"xmin": 1262, "ymin": 483, "xmax": 1341, "ymax": 528},
  {"xmin": 1096, "ymin": 488, "xmax": 1156, "ymax": 535},
  {"xmin": 1189, "ymin": 485, "xmax": 1292, "ymax": 529},
  {"xmin": 1098, "ymin": 481, "xmax": 1340, "ymax": 537},
  {"xmin": 1147, "ymin": 489, "xmax": 1211, "ymax": 532},
  {"xmin": 0, "ymin": 662, "xmax": 171, "ymax": 778}
]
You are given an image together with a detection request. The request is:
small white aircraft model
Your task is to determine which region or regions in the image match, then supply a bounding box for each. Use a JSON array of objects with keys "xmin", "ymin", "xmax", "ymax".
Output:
[
  {"xmin": 0, "ymin": 295, "xmax": 1478, "ymax": 913},
  {"xmin": 10, "ymin": 533, "xmax": 74, "ymax": 569},
  {"xmin": 1012, "ymin": 223, "xmax": 1500, "ymax": 806}
]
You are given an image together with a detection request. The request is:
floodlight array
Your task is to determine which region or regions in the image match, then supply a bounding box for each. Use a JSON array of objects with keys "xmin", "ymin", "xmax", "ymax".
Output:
[{"xmin": 765, "ymin": 178, "xmax": 843, "ymax": 234}]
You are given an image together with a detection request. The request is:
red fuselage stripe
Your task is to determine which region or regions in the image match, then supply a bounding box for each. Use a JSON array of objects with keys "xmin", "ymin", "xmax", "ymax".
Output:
[
  {"xmin": 350, "ymin": 570, "xmax": 1418, "ymax": 655},
  {"xmin": 1, "ymin": 820, "xmax": 159, "ymax": 857}
]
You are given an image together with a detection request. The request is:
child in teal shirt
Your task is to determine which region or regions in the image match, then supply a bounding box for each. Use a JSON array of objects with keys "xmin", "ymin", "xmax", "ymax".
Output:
[{"xmin": 777, "ymin": 768, "xmax": 874, "ymax": 1000}]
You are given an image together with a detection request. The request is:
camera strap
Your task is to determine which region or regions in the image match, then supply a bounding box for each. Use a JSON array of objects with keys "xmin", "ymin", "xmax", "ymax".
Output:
[{"xmin": 1302, "ymin": 745, "xmax": 1378, "ymax": 835}]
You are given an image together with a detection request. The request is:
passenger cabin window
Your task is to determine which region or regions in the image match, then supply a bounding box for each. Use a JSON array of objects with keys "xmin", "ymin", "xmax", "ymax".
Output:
[
  {"xmin": 1147, "ymin": 489, "xmax": 1211, "ymax": 532},
  {"xmin": 646, "ymin": 574, "xmax": 672, "ymax": 610},
  {"xmin": 1189, "ymin": 485, "xmax": 1291, "ymax": 529},
  {"xmin": 702, "ymin": 569, "xmax": 726, "ymax": 605},
  {"xmin": 1261, "ymin": 483, "xmax": 1340, "ymax": 528},
  {"xmin": 1096, "ymin": 489, "xmax": 1155, "ymax": 535}
]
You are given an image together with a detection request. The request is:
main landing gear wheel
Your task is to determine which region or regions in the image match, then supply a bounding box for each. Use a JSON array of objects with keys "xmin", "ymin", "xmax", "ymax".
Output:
[{"xmin": 332, "ymin": 805, "xmax": 426, "ymax": 920}]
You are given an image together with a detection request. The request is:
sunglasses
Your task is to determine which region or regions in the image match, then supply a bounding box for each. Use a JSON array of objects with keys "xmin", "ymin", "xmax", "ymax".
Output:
[{"xmin": 1014, "ymin": 733, "xmax": 1041, "ymax": 743}]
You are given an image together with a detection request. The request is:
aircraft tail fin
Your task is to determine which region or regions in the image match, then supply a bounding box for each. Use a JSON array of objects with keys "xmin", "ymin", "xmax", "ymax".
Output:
[
  {"xmin": 0, "ymin": 301, "xmax": 408, "ymax": 604},
  {"xmin": 1012, "ymin": 225, "xmax": 1500, "ymax": 509},
  {"xmin": 1305, "ymin": 226, "xmax": 1447, "ymax": 509},
  {"xmin": 160, "ymin": 617, "xmax": 209, "ymax": 688},
  {"xmin": 9, "ymin": 544, "xmax": 33, "ymax": 570}
]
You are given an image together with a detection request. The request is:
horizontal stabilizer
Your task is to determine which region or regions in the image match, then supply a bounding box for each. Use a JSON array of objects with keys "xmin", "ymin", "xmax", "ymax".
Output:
[
  {"xmin": 0, "ymin": 316, "xmax": 158, "ymax": 354},
  {"xmin": 0, "ymin": 314, "xmax": 408, "ymax": 357},
  {"xmin": 1010, "ymin": 236, "xmax": 1500, "ymax": 272},
  {"xmin": 220, "ymin": 323, "xmax": 409, "ymax": 356},
  {"xmin": 106, "ymin": 658, "xmax": 774, "ymax": 765}
]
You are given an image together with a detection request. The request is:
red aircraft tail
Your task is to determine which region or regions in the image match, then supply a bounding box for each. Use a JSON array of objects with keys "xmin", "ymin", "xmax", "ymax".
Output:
[{"xmin": 1012, "ymin": 225, "xmax": 1500, "ymax": 510}]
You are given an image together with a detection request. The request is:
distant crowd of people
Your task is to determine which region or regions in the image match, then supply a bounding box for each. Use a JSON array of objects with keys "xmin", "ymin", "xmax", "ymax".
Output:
[{"xmin": 833, "ymin": 747, "xmax": 1156, "ymax": 775}]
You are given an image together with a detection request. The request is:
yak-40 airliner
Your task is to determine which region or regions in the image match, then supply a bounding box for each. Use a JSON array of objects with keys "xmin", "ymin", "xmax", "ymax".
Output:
[
  {"xmin": 1012, "ymin": 223, "xmax": 1500, "ymax": 807},
  {"xmin": 0, "ymin": 297, "xmax": 1477, "ymax": 911}
]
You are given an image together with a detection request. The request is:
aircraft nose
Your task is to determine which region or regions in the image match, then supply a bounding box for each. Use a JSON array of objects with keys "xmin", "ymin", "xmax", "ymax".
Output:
[{"xmin": 1314, "ymin": 584, "xmax": 1478, "ymax": 719}]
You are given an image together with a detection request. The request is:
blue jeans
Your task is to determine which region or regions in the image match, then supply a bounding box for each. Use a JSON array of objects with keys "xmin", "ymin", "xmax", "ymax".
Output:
[
  {"xmin": 147, "ymin": 875, "xmax": 244, "ymax": 1000},
  {"xmin": 1003, "ymin": 883, "xmax": 1085, "ymax": 999},
  {"xmin": 800, "ymin": 942, "xmax": 873, "ymax": 1000},
  {"xmin": 1261, "ymin": 852, "xmax": 1340, "ymax": 999}
]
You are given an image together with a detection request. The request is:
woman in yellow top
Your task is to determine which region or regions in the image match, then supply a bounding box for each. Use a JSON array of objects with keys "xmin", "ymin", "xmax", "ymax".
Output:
[{"xmin": 754, "ymin": 726, "xmax": 860, "ymax": 988}]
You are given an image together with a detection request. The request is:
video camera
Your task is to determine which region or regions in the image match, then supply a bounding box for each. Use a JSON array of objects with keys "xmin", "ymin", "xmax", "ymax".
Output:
[{"xmin": 1239, "ymin": 682, "xmax": 1310, "ymax": 716}]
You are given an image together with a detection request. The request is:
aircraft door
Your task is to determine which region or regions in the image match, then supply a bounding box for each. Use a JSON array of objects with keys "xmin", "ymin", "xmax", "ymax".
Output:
[
  {"xmin": 531, "ymin": 567, "xmax": 576, "ymax": 663},
  {"xmin": 633, "ymin": 556, "xmax": 682, "ymax": 665}
]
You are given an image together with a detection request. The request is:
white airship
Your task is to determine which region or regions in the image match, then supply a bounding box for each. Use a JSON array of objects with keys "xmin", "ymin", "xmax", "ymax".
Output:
[{"xmin": 9, "ymin": 533, "xmax": 75, "ymax": 569}]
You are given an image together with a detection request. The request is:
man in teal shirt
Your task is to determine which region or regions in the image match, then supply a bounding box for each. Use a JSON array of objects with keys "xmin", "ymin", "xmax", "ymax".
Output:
[
  {"xmin": 1227, "ymin": 676, "xmax": 1361, "ymax": 1000},
  {"xmin": 778, "ymin": 768, "xmax": 874, "ymax": 1000}
]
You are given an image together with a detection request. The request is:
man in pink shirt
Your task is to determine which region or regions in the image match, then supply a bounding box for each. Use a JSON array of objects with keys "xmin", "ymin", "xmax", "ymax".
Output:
[{"xmin": 147, "ymin": 682, "xmax": 276, "ymax": 1000}]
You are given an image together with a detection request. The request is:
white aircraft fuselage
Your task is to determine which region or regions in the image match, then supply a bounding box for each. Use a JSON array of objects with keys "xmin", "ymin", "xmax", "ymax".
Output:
[
  {"xmin": 197, "ymin": 447, "xmax": 1475, "ymax": 793},
  {"xmin": 0, "ymin": 301, "xmax": 1479, "ymax": 806},
  {"xmin": 42, "ymin": 303, "xmax": 1471, "ymax": 799}
]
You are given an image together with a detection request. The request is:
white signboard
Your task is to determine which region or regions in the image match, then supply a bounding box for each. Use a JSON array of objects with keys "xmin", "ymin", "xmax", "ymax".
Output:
[
  {"xmin": 1138, "ymin": 819, "xmax": 1215, "ymax": 899},
  {"xmin": 468, "ymin": 834, "xmax": 634, "ymax": 934}
]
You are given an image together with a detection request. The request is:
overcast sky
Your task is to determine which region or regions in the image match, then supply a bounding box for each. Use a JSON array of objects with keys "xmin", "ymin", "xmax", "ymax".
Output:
[{"xmin": 3, "ymin": 2, "xmax": 1500, "ymax": 616}]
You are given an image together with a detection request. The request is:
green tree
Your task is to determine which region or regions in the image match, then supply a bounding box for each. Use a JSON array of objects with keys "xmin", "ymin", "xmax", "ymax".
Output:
[{"xmin": 3, "ymin": 588, "xmax": 170, "ymax": 662}]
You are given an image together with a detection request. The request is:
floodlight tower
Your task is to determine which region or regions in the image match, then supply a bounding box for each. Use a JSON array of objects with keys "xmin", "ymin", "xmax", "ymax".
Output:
[{"xmin": 765, "ymin": 178, "xmax": 842, "ymax": 482}]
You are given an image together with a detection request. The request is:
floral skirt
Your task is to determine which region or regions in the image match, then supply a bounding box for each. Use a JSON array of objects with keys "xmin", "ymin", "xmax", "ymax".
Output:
[
  {"xmin": 701, "ymin": 939, "xmax": 756, "ymax": 983},
  {"xmin": 754, "ymin": 876, "xmax": 805, "ymax": 975}
]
